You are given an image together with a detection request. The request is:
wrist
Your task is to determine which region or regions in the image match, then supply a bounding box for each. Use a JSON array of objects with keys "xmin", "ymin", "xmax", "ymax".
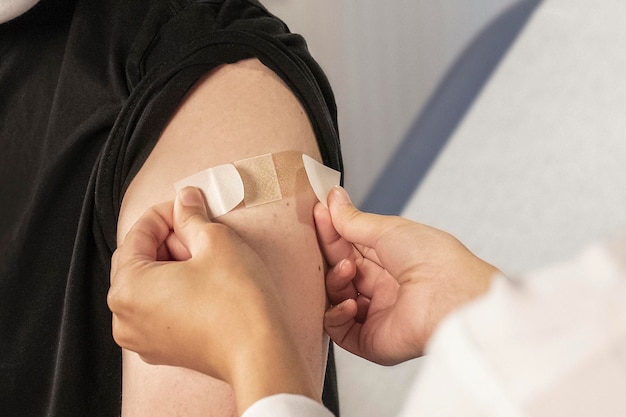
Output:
[{"xmin": 228, "ymin": 313, "xmax": 319, "ymax": 415}]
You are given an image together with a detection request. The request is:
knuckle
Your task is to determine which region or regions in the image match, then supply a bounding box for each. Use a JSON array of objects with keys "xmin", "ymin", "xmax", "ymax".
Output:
[
  {"xmin": 106, "ymin": 280, "xmax": 132, "ymax": 314},
  {"xmin": 106, "ymin": 290, "xmax": 117, "ymax": 311},
  {"xmin": 138, "ymin": 353, "xmax": 160, "ymax": 366},
  {"xmin": 110, "ymin": 317, "xmax": 128, "ymax": 347}
]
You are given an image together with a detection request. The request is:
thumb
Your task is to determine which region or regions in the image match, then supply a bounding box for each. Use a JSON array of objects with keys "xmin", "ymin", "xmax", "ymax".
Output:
[
  {"xmin": 327, "ymin": 186, "xmax": 386, "ymax": 249},
  {"xmin": 173, "ymin": 187, "xmax": 212, "ymax": 256}
]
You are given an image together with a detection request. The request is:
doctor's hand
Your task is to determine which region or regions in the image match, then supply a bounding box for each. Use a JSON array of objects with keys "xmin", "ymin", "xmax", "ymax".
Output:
[
  {"xmin": 315, "ymin": 187, "xmax": 498, "ymax": 366},
  {"xmin": 108, "ymin": 187, "xmax": 317, "ymax": 414}
]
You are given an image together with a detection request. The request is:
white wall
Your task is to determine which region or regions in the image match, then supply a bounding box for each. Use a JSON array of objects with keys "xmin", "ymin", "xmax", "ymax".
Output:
[{"xmin": 264, "ymin": 0, "xmax": 517, "ymax": 205}]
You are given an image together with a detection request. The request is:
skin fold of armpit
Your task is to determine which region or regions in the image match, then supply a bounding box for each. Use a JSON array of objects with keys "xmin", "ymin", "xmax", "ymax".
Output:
[{"xmin": 174, "ymin": 151, "xmax": 341, "ymax": 219}]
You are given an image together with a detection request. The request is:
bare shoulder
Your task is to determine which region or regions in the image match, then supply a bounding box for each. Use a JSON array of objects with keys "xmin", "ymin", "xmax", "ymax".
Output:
[{"xmin": 117, "ymin": 58, "xmax": 321, "ymax": 242}]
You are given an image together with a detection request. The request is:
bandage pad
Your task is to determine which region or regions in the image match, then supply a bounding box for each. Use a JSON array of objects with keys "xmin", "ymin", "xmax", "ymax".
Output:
[
  {"xmin": 234, "ymin": 154, "xmax": 282, "ymax": 208},
  {"xmin": 174, "ymin": 151, "xmax": 341, "ymax": 219}
]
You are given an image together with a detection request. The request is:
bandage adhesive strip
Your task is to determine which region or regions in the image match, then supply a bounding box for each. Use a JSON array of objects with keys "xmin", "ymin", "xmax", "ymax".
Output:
[
  {"xmin": 174, "ymin": 152, "xmax": 341, "ymax": 219},
  {"xmin": 301, "ymin": 154, "xmax": 342, "ymax": 207}
]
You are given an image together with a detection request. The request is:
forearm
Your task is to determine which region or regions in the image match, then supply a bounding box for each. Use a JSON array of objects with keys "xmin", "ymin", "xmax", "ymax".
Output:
[{"xmin": 228, "ymin": 317, "xmax": 319, "ymax": 415}]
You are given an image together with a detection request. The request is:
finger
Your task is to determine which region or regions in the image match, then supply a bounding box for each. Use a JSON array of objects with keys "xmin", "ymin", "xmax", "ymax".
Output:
[
  {"xmin": 313, "ymin": 202, "xmax": 356, "ymax": 266},
  {"xmin": 156, "ymin": 240, "xmax": 173, "ymax": 261},
  {"xmin": 324, "ymin": 299, "xmax": 358, "ymax": 337},
  {"xmin": 353, "ymin": 243, "xmax": 383, "ymax": 270},
  {"xmin": 164, "ymin": 232, "xmax": 192, "ymax": 261},
  {"xmin": 110, "ymin": 314, "xmax": 123, "ymax": 346},
  {"xmin": 327, "ymin": 186, "xmax": 400, "ymax": 253},
  {"xmin": 347, "ymin": 257, "xmax": 389, "ymax": 299},
  {"xmin": 172, "ymin": 187, "xmax": 213, "ymax": 256},
  {"xmin": 326, "ymin": 258, "xmax": 358, "ymax": 305},
  {"xmin": 324, "ymin": 300, "xmax": 365, "ymax": 356},
  {"xmin": 116, "ymin": 201, "xmax": 174, "ymax": 267},
  {"xmin": 354, "ymin": 294, "xmax": 371, "ymax": 323}
]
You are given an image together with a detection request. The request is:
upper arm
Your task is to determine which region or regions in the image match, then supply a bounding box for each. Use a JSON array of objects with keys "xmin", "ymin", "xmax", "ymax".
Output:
[{"xmin": 117, "ymin": 59, "xmax": 329, "ymax": 416}]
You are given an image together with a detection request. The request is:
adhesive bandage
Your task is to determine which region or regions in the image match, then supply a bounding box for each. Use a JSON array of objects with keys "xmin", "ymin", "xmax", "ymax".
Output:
[{"xmin": 174, "ymin": 152, "xmax": 341, "ymax": 219}]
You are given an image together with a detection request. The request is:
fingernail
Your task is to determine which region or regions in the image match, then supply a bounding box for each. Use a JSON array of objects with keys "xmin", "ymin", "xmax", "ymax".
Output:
[
  {"xmin": 338, "ymin": 258, "xmax": 350, "ymax": 272},
  {"xmin": 178, "ymin": 187, "xmax": 205, "ymax": 208},
  {"xmin": 331, "ymin": 186, "xmax": 352, "ymax": 205}
]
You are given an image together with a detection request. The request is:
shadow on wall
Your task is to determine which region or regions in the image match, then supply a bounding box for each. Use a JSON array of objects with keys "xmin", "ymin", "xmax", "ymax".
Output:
[{"xmin": 360, "ymin": 0, "xmax": 542, "ymax": 215}]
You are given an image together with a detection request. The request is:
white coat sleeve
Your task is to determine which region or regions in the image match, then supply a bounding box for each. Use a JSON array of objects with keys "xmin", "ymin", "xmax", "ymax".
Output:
[{"xmin": 241, "ymin": 394, "xmax": 334, "ymax": 417}]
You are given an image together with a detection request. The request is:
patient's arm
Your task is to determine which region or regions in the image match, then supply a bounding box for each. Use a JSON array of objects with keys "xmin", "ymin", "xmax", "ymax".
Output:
[{"xmin": 116, "ymin": 58, "xmax": 330, "ymax": 417}]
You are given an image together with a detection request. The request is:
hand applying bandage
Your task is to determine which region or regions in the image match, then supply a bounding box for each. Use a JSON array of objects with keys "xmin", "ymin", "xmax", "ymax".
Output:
[
  {"xmin": 315, "ymin": 186, "xmax": 498, "ymax": 365},
  {"xmin": 108, "ymin": 187, "xmax": 318, "ymax": 415}
]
